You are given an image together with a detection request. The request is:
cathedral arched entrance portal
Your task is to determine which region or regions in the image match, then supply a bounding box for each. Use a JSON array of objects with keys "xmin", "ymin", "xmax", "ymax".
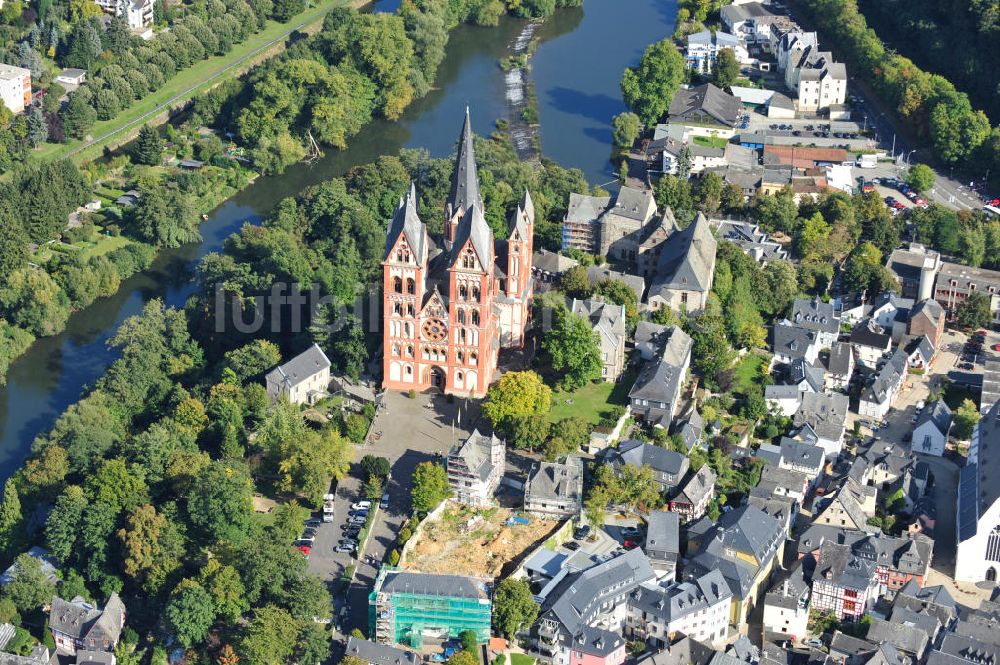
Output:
[{"xmin": 426, "ymin": 366, "xmax": 446, "ymax": 391}]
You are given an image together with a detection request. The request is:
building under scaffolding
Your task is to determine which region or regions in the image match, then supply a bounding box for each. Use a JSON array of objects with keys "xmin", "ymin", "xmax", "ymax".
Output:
[{"xmin": 369, "ymin": 569, "xmax": 493, "ymax": 648}]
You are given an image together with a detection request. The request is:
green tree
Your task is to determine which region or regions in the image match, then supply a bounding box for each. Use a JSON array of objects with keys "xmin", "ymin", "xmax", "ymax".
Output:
[
  {"xmin": 621, "ymin": 38, "xmax": 687, "ymax": 125},
  {"xmin": 360, "ymin": 455, "xmax": 391, "ymax": 480},
  {"xmin": 953, "ymin": 399, "xmax": 982, "ymax": 440},
  {"xmin": 61, "ymin": 91, "xmax": 96, "ymax": 139},
  {"xmin": 957, "ymin": 291, "xmax": 991, "ymax": 329},
  {"xmin": 712, "ymin": 48, "xmax": 740, "ymax": 90},
  {"xmin": 410, "ymin": 461, "xmax": 451, "ymax": 514},
  {"xmin": 166, "ymin": 579, "xmax": 216, "ymax": 648},
  {"xmin": 482, "ymin": 371, "xmax": 552, "ymax": 427},
  {"xmin": 238, "ymin": 605, "xmax": 299, "ymax": 665},
  {"xmin": 460, "ymin": 630, "xmax": 479, "ymax": 652},
  {"xmin": 0, "ymin": 269, "xmax": 71, "ymax": 337},
  {"xmin": 223, "ymin": 340, "xmax": 282, "ymax": 383},
  {"xmin": 187, "ymin": 461, "xmax": 253, "ymax": 544},
  {"xmin": 753, "ymin": 187, "xmax": 798, "ymax": 234},
  {"xmin": 132, "ymin": 125, "xmax": 163, "ymax": 166},
  {"xmin": 559, "ymin": 265, "xmax": 591, "ymax": 298},
  {"xmin": 5, "ymin": 553, "xmax": 56, "ymax": 612},
  {"xmin": 542, "ymin": 310, "xmax": 602, "ymax": 390},
  {"xmin": 117, "ymin": 504, "xmax": 184, "ymax": 593},
  {"xmin": 612, "ymin": 112, "xmax": 641, "ymax": 148},
  {"xmin": 0, "ymin": 479, "xmax": 23, "ymax": 557},
  {"xmin": 492, "ymin": 578, "xmax": 540, "ymax": 639},
  {"xmin": 905, "ymin": 164, "xmax": 935, "ymax": 193}
]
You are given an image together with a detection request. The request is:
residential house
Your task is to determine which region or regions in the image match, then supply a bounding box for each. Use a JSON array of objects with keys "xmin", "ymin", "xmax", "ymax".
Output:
[
  {"xmin": 955, "ymin": 400, "xmax": 1000, "ymax": 582},
  {"xmin": 265, "ymin": 343, "xmax": 331, "ymax": 405},
  {"xmin": 533, "ymin": 549, "xmax": 655, "ymax": 665},
  {"xmin": 54, "ymin": 68, "xmax": 87, "ymax": 87},
  {"xmin": 850, "ymin": 319, "xmax": 893, "ymax": 369},
  {"xmin": 765, "ymin": 384, "xmax": 805, "ymax": 417},
  {"xmin": 446, "ymin": 429, "xmax": 505, "ymax": 507},
  {"xmin": 673, "ymin": 406, "xmax": 706, "ymax": 453},
  {"xmin": 748, "ymin": 494, "xmax": 798, "ymax": 534},
  {"xmin": 93, "ymin": 0, "xmax": 153, "ymax": 30},
  {"xmin": 926, "ymin": 634, "xmax": 1000, "ymax": 665},
  {"xmin": 607, "ymin": 440, "xmax": 690, "ymax": 494},
  {"xmin": 686, "ymin": 505, "xmax": 786, "ymax": 626},
  {"xmin": 829, "ymin": 632, "xmax": 878, "ymax": 665},
  {"xmin": 49, "ymin": 593, "xmax": 126, "ymax": 655},
  {"xmin": 586, "ymin": 266, "xmax": 646, "ymax": 302},
  {"xmin": 636, "ymin": 637, "xmax": 717, "ymax": 665},
  {"xmin": 811, "ymin": 541, "xmax": 879, "ymax": 622},
  {"xmin": 562, "ymin": 186, "xmax": 658, "ymax": 257},
  {"xmin": 871, "ymin": 292, "xmax": 914, "ymax": 342},
  {"xmin": 763, "ymin": 562, "xmax": 810, "ymax": 644},
  {"xmin": 787, "ymin": 298, "xmax": 841, "ymax": 348},
  {"xmin": 712, "ymin": 220, "xmax": 788, "ymax": 264},
  {"xmin": 629, "ymin": 327, "xmax": 694, "ymax": 428},
  {"xmin": 772, "ymin": 325, "xmax": 822, "ymax": 366},
  {"xmin": 764, "ymin": 146, "xmax": 849, "ymax": 173},
  {"xmin": 754, "ymin": 466, "xmax": 810, "ymax": 503},
  {"xmin": 669, "ymin": 464, "xmax": 717, "ymax": 522},
  {"xmin": 644, "ymin": 510, "xmax": 681, "ymax": 576},
  {"xmin": 0, "ymin": 646, "xmax": 50, "ymax": 665},
  {"xmin": 635, "ymin": 322, "xmax": 678, "ymax": 362},
  {"xmin": 934, "ymin": 262, "xmax": 1000, "ymax": 325},
  {"xmin": 646, "ymin": 213, "xmax": 718, "ymax": 313},
  {"xmin": 866, "ymin": 617, "xmax": 930, "ymax": 661},
  {"xmin": 0, "ymin": 64, "xmax": 30, "ymax": 114},
  {"xmin": 894, "ymin": 580, "xmax": 958, "ymax": 631},
  {"xmin": 813, "ymin": 478, "xmax": 876, "ymax": 531},
  {"xmin": 625, "ymin": 570, "xmax": 733, "ymax": 648},
  {"xmin": 524, "ymin": 457, "xmax": 584, "ymax": 519},
  {"xmin": 791, "ymin": 392, "xmax": 849, "ymax": 459},
  {"xmin": 571, "ymin": 298, "xmax": 627, "ymax": 382},
  {"xmin": 656, "ymin": 136, "xmax": 728, "ymax": 176},
  {"xmin": 858, "ymin": 349, "xmax": 909, "ymax": 420},
  {"xmin": 532, "ymin": 249, "xmax": 579, "ymax": 286},
  {"xmin": 686, "ymin": 30, "xmax": 750, "ymax": 74},
  {"xmin": 667, "ymin": 84, "xmax": 742, "ymax": 131},
  {"xmin": 912, "ymin": 401, "xmax": 952, "ymax": 457},
  {"xmin": 344, "ymin": 637, "xmax": 420, "ymax": 665},
  {"xmin": 721, "ymin": 2, "xmax": 777, "ymax": 43},
  {"xmin": 798, "ymin": 527, "xmax": 934, "ymax": 593},
  {"xmin": 775, "ymin": 29, "xmax": 817, "ymax": 74},
  {"xmin": 778, "ymin": 437, "xmax": 825, "ymax": 487},
  {"xmin": 904, "ymin": 335, "xmax": 935, "ymax": 371},
  {"xmin": 907, "ymin": 299, "xmax": 946, "ymax": 351},
  {"xmin": 780, "ymin": 43, "xmax": 847, "ymax": 112},
  {"xmin": 0, "ymin": 547, "xmax": 58, "ymax": 588}
]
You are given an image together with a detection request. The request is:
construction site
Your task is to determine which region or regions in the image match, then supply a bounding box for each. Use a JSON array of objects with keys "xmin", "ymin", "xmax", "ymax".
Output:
[{"xmin": 400, "ymin": 505, "xmax": 563, "ymax": 578}]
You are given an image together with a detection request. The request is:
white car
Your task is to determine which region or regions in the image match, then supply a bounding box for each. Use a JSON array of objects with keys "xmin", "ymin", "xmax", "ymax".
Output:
[
  {"xmin": 335, "ymin": 544, "xmax": 355, "ymax": 553},
  {"xmin": 351, "ymin": 501, "xmax": 372, "ymax": 511},
  {"xmin": 348, "ymin": 516, "xmax": 367, "ymax": 525}
]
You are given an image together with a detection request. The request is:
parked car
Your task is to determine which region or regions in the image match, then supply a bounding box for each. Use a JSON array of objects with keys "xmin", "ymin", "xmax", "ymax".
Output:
[
  {"xmin": 296, "ymin": 534, "xmax": 316, "ymax": 544},
  {"xmin": 305, "ymin": 518, "xmax": 322, "ymax": 528},
  {"xmin": 960, "ymin": 362, "xmax": 976, "ymax": 370},
  {"xmin": 573, "ymin": 525, "xmax": 591, "ymax": 540},
  {"xmin": 348, "ymin": 516, "xmax": 367, "ymax": 525},
  {"xmin": 991, "ymin": 344, "xmax": 1000, "ymax": 352},
  {"xmin": 564, "ymin": 541, "xmax": 580, "ymax": 551},
  {"xmin": 621, "ymin": 526, "xmax": 643, "ymax": 539},
  {"xmin": 380, "ymin": 492, "xmax": 390, "ymax": 509},
  {"xmin": 334, "ymin": 544, "xmax": 355, "ymax": 553},
  {"xmin": 295, "ymin": 545, "xmax": 311, "ymax": 557},
  {"xmin": 351, "ymin": 501, "xmax": 372, "ymax": 511},
  {"xmin": 339, "ymin": 538, "xmax": 359, "ymax": 547},
  {"xmin": 623, "ymin": 539, "xmax": 640, "ymax": 550}
]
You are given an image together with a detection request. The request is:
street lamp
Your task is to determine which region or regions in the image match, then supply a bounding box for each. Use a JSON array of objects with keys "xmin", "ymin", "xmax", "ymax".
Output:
[{"xmin": 904, "ymin": 149, "xmax": 916, "ymax": 166}]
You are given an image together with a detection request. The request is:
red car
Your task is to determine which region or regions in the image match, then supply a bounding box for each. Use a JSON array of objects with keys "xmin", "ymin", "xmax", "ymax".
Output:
[
  {"xmin": 295, "ymin": 545, "xmax": 311, "ymax": 557},
  {"xmin": 623, "ymin": 539, "xmax": 640, "ymax": 550},
  {"xmin": 992, "ymin": 344, "xmax": 1000, "ymax": 352}
]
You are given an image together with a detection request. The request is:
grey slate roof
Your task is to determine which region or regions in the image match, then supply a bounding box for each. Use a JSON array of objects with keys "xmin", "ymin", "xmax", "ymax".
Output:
[
  {"xmin": 793, "ymin": 392, "xmax": 848, "ymax": 441},
  {"xmin": 586, "ymin": 266, "xmax": 645, "ymax": 301},
  {"xmin": 386, "ymin": 181, "xmax": 427, "ymax": 261},
  {"xmin": 829, "ymin": 632, "xmax": 877, "ymax": 661},
  {"xmin": 541, "ymin": 548, "xmax": 655, "ymax": 635},
  {"xmin": 915, "ymin": 401, "xmax": 952, "ymax": 436},
  {"xmin": 755, "ymin": 465, "xmax": 808, "ymax": 497},
  {"xmin": 449, "ymin": 428, "xmax": 501, "ymax": 482},
  {"xmin": 615, "ymin": 440, "xmax": 687, "ymax": 476},
  {"xmin": 851, "ymin": 318, "xmax": 892, "ymax": 349},
  {"xmin": 49, "ymin": 593, "xmax": 125, "ymax": 645},
  {"xmin": 828, "ymin": 342, "xmax": 855, "ymax": 377},
  {"xmin": 862, "ymin": 349, "xmax": 908, "ymax": 406},
  {"xmin": 629, "ymin": 569, "xmax": 732, "ymax": 624},
  {"xmin": 638, "ymin": 637, "xmax": 716, "ymax": 665},
  {"xmin": 773, "ymin": 325, "xmax": 818, "ymax": 360},
  {"xmin": 867, "ymin": 617, "xmax": 930, "ymax": 658},
  {"xmin": 765, "ymin": 384, "xmax": 801, "ymax": 401},
  {"xmin": 764, "ymin": 561, "xmax": 809, "ymax": 612},
  {"xmin": 265, "ymin": 343, "xmax": 331, "ymax": 390},
  {"xmin": 345, "ymin": 637, "xmax": 420, "ymax": 665},
  {"xmin": 566, "ymin": 193, "xmax": 612, "ymax": 225},
  {"xmin": 526, "ymin": 458, "xmax": 583, "ymax": 503},
  {"xmin": 650, "ymin": 213, "xmax": 717, "ymax": 296},
  {"xmin": 779, "ymin": 437, "xmax": 825, "ymax": 471},
  {"xmin": 380, "ymin": 571, "xmax": 491, "ymax": 600},
  {"xmin": 635, "ymin": 321, "xmax": 672, "ymax": 359},
  {"xmin": 910, "ymin": 298, "xmax": 944, "ymax": 324},
  {"xmin": 676, "ymin": 464, "xmax": 717, "ymax": 508},
  {"xmin": 448, "ymin": 108, "xmax": 483, "ymax": 221},
  {"xmin": 790, "ymin": 298, "xmax": 839, "ymax": 334},
  {"xmin": 692, "ymin": 505, "xmax": 785, "ymax": 597},
  {"xmin": 571, "ymin": 298, "xmax": 626, "ymax": 351},
  {"xmin": 645, "ymin": 510, "xmax": 680, "ymax": 556},
  {"xmin": 533, "ymin": 249, "xmax": 579, "ymax": 275},
  {"xmin": 788, "ymin": 358, "xmax": 825, "ymax": 392},
  {"xmin": 668, "ymin": 84, "xmax": 742, "ymax": 127},
  {"xmin": 816, "ymin": 540, "xmax": 877, "ymax": 590}
]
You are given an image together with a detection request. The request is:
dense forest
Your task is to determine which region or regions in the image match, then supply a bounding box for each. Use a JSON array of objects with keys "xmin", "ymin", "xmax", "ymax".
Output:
[{"xmin": 859, "ymin": 0, "xmax": 1000, "ymax": 124}]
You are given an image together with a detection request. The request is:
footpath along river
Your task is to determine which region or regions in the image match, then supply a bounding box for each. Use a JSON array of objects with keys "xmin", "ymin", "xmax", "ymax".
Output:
[{"xmin": 0, "ymin": 0, "xmax": 675, "ymax": 480}]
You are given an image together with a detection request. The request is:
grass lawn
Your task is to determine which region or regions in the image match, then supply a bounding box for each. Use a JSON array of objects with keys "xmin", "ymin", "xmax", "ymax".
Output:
[
  {"xmin": 79, "ymin": 235, "xmax": 130, "ymax": 260},
  {"xmin": 546, "ymin": 365, "xmax": 636, "ymax": 426},
  {"xmin": 733, "ymin": 352, "xmax": 771, "ymax": 395},
  {"xmin": 691, "ymin": 134, "xmax": 729, "ymax": 149},
  {"xmin": 34, "ymin": 0, "xmax": 360, "ymax": 164},
  {"xmin": 510, "ymin": 655, "xmax": 535, "ymax": 665}
]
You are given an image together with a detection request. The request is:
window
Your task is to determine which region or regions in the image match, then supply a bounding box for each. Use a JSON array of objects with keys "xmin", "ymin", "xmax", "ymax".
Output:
[
  {"xmin": 472, "ymin": 286, "xmax": 480, "ymax": 302},
  {"xmin": 472, "ymin": 311, "xmax": 480, "ymax": 326},
  {"xmin": 393, "ymin": 303, "xmax": 402, "ymax": 315},
  {"xmin": 406, "ymin": 278, "xmax": 416, "ymax": 295},
  {"xmin": 393, "ymin": 277, "xmax": 403, "ymax": 293},
  {"xmin": 459, "ymin": 285, "xmax": 468, "ymax": 300},
  {"xmin": 458, "ymin": 310, "xmax": 466, "ymax": 324},
  {"xmin": 987, "ymin": 525, "xmax": 1000, "ymax": 562}
]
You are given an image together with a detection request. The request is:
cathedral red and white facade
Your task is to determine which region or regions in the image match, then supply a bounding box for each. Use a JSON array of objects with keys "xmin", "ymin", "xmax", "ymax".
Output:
[{"xmin": 382, "ymin": 111, "xmax": 534, "ymax": 397}]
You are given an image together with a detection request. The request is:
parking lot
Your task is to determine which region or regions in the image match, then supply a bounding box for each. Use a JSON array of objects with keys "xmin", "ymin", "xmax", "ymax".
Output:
[{"xmin": 307, "ymin": 391, "xmax": 482, "ymax": 636}]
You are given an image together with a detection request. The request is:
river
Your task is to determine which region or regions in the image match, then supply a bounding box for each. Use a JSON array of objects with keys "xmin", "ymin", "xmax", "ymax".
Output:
[{"xmin": 0, "ymin": 0, "xmax": 675, "ymax": 481}]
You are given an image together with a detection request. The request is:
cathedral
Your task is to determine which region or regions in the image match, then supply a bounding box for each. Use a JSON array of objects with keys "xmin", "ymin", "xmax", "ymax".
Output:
[{"xmin": 381, "ymin": 110, "xmax": 534, "ymax": 397}]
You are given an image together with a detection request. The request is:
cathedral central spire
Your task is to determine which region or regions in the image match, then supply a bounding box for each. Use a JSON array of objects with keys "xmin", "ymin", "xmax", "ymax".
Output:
[{"xmin": 447, "ymin": 107, "xmax": 483, "ymax": 234}]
